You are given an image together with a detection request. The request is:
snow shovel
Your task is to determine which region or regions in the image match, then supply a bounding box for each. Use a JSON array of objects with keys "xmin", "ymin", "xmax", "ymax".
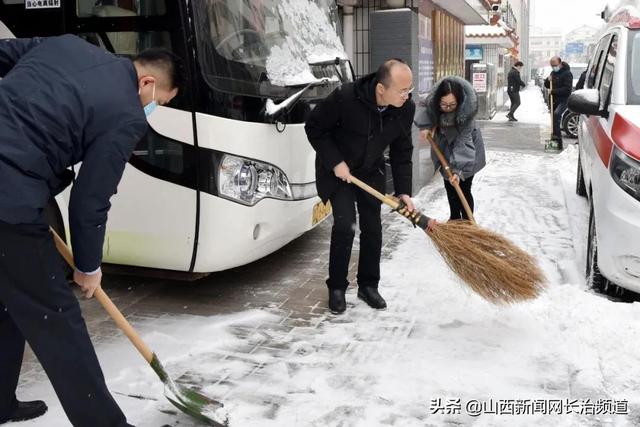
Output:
[{"xmin": 49, "ymin": 228, "xmax": 229, "ymax": 427}]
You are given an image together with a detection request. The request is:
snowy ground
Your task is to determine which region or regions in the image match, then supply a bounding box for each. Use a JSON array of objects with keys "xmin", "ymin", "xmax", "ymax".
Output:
[{"xmin": 20, "ymin": 87, "xmax": 640, "ymax": 426}]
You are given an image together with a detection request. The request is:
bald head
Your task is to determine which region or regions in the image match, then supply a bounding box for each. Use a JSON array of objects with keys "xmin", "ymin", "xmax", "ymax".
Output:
[
  {"xmin": 550, "ymin": 56, "xmax": 562, "ymax": 67},
  {"xmin": 375, "ymin": 59, "xmax": 413, "ymax": 108}
]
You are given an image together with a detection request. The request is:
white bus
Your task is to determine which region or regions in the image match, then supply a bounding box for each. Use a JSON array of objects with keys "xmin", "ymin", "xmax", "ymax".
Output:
[{"xmin": 0, "ymin": 0, "xmax": 351, "ymax": 276}]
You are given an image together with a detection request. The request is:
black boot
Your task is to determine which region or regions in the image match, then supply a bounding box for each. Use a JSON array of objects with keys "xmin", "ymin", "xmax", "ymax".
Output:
[
  {"xmin": 328, "ymin": 289, "xmax": 346, "ymax": 314},
  {"xmin": 0, "ymin": 400, "xmax": 48, "ymax": 423},
  {"xmin": 357, "ymin": 287, "xmax": 387, "ymax": 309}
]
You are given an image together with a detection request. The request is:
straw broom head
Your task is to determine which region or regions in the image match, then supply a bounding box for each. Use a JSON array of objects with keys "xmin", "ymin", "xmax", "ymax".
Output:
[{"xmin": 427, "ymin": 220, "xmax": 546, "ymax": 304}]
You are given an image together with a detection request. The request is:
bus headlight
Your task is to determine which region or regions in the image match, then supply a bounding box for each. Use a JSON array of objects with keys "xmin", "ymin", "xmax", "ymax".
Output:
[
  {"xmin": 218, "ymin": 154, "xmax": 293, "ymax": 205},
  {"xmin": 610, "ymin": 147, "xmax": 640, "ymax": 201}
]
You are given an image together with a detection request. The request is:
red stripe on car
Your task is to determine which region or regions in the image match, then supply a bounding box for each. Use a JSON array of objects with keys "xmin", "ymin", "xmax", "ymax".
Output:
[
  {"xmin": 588, "ymin": 116, "xmax": 614, "ymax": 166},
  {"xmin": 611, "ymin": 113, "xmax": 640, "ymax": 161}
]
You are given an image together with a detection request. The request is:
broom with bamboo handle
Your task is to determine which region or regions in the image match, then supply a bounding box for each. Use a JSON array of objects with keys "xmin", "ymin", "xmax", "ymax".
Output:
[
  {"xmin": 426, "ymin": 131, "xmax": 475, "ymax": 223},
  {"xmin": 349, "ymin": 149, "xmax": 546, "ymax": 304}
]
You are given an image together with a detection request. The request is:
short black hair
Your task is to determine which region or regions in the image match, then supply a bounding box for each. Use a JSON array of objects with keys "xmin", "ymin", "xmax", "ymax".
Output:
[
  {"xmin": 514, "ymin": 61, "xmax": 524, "ymax": 67},
  {"xmin": 375, "ymin": 58, "xmax": 409, "ymax": 87},
  {"xmin": 133, "ymin": 48, "xmax": 185, "ymax": 89}
]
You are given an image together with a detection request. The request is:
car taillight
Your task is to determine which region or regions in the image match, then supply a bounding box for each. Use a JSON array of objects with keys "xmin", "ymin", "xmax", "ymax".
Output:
[{"xmin": 610, "ymin": 146, "xmax": 640, "ymax": 201}]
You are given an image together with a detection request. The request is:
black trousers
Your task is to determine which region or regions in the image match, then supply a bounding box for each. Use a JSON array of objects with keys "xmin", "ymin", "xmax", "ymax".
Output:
[
  {"xmin": 552, "ymin": 99, "xmax": 568, "ymax": 143},
  {"xmin": 0, "ymin": 221, "xmax": 130, "ymax": 427},
  {"xmin": 507, "ymin": 91, "xmax": 521, "ymax": 117},
  {"xmin": 444, "ymin": 175, "xmax": 475, "ymax": 220},
  {"xmin": 327, "ymin": 181, "xmax": 382, "ymax": 290}
]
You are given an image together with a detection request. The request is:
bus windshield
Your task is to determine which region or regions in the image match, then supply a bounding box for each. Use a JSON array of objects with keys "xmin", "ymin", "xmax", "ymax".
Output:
[{"xmin": 193, "ymin": 0, "xmax": 350, "ymax": 99}]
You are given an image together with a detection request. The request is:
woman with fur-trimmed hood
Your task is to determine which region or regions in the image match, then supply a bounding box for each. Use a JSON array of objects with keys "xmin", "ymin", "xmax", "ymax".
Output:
[{"xmin": 414, "ymin": 76, "xmax": 486, "ymax": 220}]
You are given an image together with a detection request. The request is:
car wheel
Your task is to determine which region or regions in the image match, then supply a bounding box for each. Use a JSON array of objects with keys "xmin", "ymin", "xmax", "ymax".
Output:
[
  {"xmin": 586, "ymin": 202, "xmax": 624, "ymax": 297},
  {"xmin": 563, "ymin": 112, "xmax": 579, "ymax": 139},
  {"xmin": 576, "ymin": 151, "xmax": 587, "ymax": 197}
]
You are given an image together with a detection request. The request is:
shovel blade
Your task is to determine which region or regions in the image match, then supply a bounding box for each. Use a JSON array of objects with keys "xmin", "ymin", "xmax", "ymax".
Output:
[{"xmin": 151, "ymin": 354, "xmax": 229, "ymax": 426}]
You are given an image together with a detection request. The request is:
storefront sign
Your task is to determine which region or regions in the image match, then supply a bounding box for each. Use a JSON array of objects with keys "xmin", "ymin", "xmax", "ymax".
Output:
[{"xmin": 465, "ymin": 45, "xmax": 483, "ymax": 61}]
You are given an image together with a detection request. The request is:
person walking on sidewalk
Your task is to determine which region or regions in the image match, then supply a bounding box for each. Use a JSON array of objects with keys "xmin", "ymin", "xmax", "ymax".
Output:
[
  {"xmin": 0, "ymin": 35, "xmax": 182, "ymax": 426},
  {"xmin": 415, "ymin": 76, "xmax": 486, "ymax": 221},
  {"xmin": 544, "ymin": 57, "xmax": 573, "ymax": 150},
  {"xmin": 305, "ymin": 58, "xmax": 435, "ymax": 315},
  {"xmin": 506, "ymin": 61, "xmax": 526, "ymax": 121}
]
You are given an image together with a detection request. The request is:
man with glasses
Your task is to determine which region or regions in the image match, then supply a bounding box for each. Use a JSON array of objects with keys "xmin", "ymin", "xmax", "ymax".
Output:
[{"xmin": 305, "ymin": 58, "xmax": 435, "ymax": 314}]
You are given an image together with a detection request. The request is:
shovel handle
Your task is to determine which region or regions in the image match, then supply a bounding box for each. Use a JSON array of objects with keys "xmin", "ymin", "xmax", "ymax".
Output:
[
  {"xmin": 425, "ymin": 131, "xmax": 476, "ymax": 224},
  {"xmin": 549, "ymin": 78, "xmax": 554, "ymax": 135},
  {"xmin": 50, "ymin": 228, "xmax": 154, "ymax": 364}
]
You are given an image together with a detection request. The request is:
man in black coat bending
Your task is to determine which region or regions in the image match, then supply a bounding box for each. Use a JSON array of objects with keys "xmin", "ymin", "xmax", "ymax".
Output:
[
  {"xmin": 0, "ymin": 35, "xmax": 182, "ymax": 426},
  {"xmin": 544, "ymin": 57, "xmax": 573, "ymax": 150},
  {"xmin": 305, "ymin": 59, "xmax": 435, "ymax": 314},
  {"xmin": 506, "ymin": 60, "xmax": 526, "ymax": 121}
]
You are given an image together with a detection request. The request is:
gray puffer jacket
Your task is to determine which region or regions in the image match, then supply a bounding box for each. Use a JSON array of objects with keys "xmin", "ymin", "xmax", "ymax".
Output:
[{"xmin": 414, "ymin": 76, "xmax": 486, "ymax": 181}]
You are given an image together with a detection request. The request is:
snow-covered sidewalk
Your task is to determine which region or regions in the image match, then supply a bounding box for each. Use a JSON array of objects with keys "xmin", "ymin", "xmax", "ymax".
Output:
[{"xmin": 21, "ymin": 88, "xmax": 640, "ymax": 427}]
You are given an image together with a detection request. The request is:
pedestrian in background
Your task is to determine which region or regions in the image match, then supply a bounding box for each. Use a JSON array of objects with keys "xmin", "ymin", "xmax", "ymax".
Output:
[
  {"xmin": 0, "ymin": 34, "xmax": 182, "ymax": 426},
  {"xmin": 305, "ymin": 58, "xmax": 435, "ymax": 315},
  {"xmin": 506, "ymin": 60, "xmax": 526, "ymax": 121},
  {"xmin": 415, "ymin": 76, "xmax": 486, "ymax": 221},
  {"xmin": 544, "ymin": 56, "xmax": 573, "ymax": 150}
]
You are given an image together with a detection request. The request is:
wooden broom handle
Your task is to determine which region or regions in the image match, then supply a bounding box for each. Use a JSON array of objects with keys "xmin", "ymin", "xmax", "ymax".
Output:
[
  {"xmin": 50, "ymin": 228, "xmax": 154, "ymax": 363},
  {"xmin": 349, "ymin": 176, "xmax": 401, "ymax": 210},
  {"xmin": 425, "ymin": 131, "xmax": 476, "ymax": 224}
]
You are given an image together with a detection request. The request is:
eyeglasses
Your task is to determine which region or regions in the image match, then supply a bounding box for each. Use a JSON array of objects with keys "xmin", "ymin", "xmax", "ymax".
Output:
[
  {"xmin": 395, "ymin": 87, "xmax": 414, "ymax": 97},
  {"xmin": 439, "ymin": 102, "xmax": 458, "ymax": 110}
]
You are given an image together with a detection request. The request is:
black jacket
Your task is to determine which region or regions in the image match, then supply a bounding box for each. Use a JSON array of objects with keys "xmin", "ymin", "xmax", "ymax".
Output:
[
  {"xmin": 544, "ymin": 62, "xmax": 573, "ymax": 100},
  {"xmin": 305, "ymin": 73, "xmax": 415, "ymax": 202},
  {"xmin": 0, "ymin": 35, "xmax": 148, "ymax": 272},
  {"xmin": 507, "ymin": 67, "xmax": 526, "ymax": 93}
]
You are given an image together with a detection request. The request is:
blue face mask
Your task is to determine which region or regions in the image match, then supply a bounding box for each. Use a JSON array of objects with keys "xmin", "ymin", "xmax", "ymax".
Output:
[
  {"xmin": 552, "ymin": 65, "xmax": 561, "ymax": 72},
  {"xmin": 140, "ymin": 82, "xmax": 157, "ymax": 117},
  {"xmin": 144, "ymin": 100, "xmax": 157, "ymax": 117}
]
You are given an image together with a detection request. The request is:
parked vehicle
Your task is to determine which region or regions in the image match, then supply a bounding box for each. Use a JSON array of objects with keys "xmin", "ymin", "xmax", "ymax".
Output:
[
  {"xmin": 569, "ymin": 2, "xmax": 640, "ymax": 296},
  {"xmin": 0, "ymin": 0, "xmax": 350, "ymax": 276}
]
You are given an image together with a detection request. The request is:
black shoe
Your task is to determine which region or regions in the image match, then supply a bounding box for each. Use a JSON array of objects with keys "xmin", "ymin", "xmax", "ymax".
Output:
[
  {"xmin": 328, "ymin": 289, "xmax": 346, "ymax": 314},
  {"xmin": 357, "ymin": 287, "xmax": 387, "ymax": 309},
  {"xmin": 508, "ymin": 116, "xmax": 518, "ymax": 122},
  {"xmin": 0, "ymin": 400, "xmax": 48, "ymax": 423}
]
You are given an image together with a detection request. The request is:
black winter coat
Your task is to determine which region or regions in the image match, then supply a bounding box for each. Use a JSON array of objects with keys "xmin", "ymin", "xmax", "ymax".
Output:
[
  {"xmin": 544, "ymin": 62, "xmax": 573, "ymax": 100},
  {"xmin": 0, "ymin": 35, "xmax": 148, "ymax": 272},
  {"xmin": 507, "ymin": 67, "xmax": 526, "ymax": 93},
  {"xmin": 304, "ymin": 73, "xmax": 415, "ymax": 202}
]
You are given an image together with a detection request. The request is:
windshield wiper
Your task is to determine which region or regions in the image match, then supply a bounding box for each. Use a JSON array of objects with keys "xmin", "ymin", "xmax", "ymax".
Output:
[
  {"xmin": 308, "ymin": 57, "xmax": 352, "ymax": 83},
  {"xmin": 264, "ymin": 78, "xmax": 330, "ymax": 121}
]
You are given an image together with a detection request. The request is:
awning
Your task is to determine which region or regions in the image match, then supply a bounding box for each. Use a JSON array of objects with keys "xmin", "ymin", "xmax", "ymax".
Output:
[{"xmin": 465, "ymin": 25, "xmax": 515, "ymax": 48}]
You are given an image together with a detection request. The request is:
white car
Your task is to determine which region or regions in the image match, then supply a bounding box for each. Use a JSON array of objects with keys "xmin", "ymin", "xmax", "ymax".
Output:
[{"xmin": 569, "ymin": 4, "xmax": 640, "ymax": 296}]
